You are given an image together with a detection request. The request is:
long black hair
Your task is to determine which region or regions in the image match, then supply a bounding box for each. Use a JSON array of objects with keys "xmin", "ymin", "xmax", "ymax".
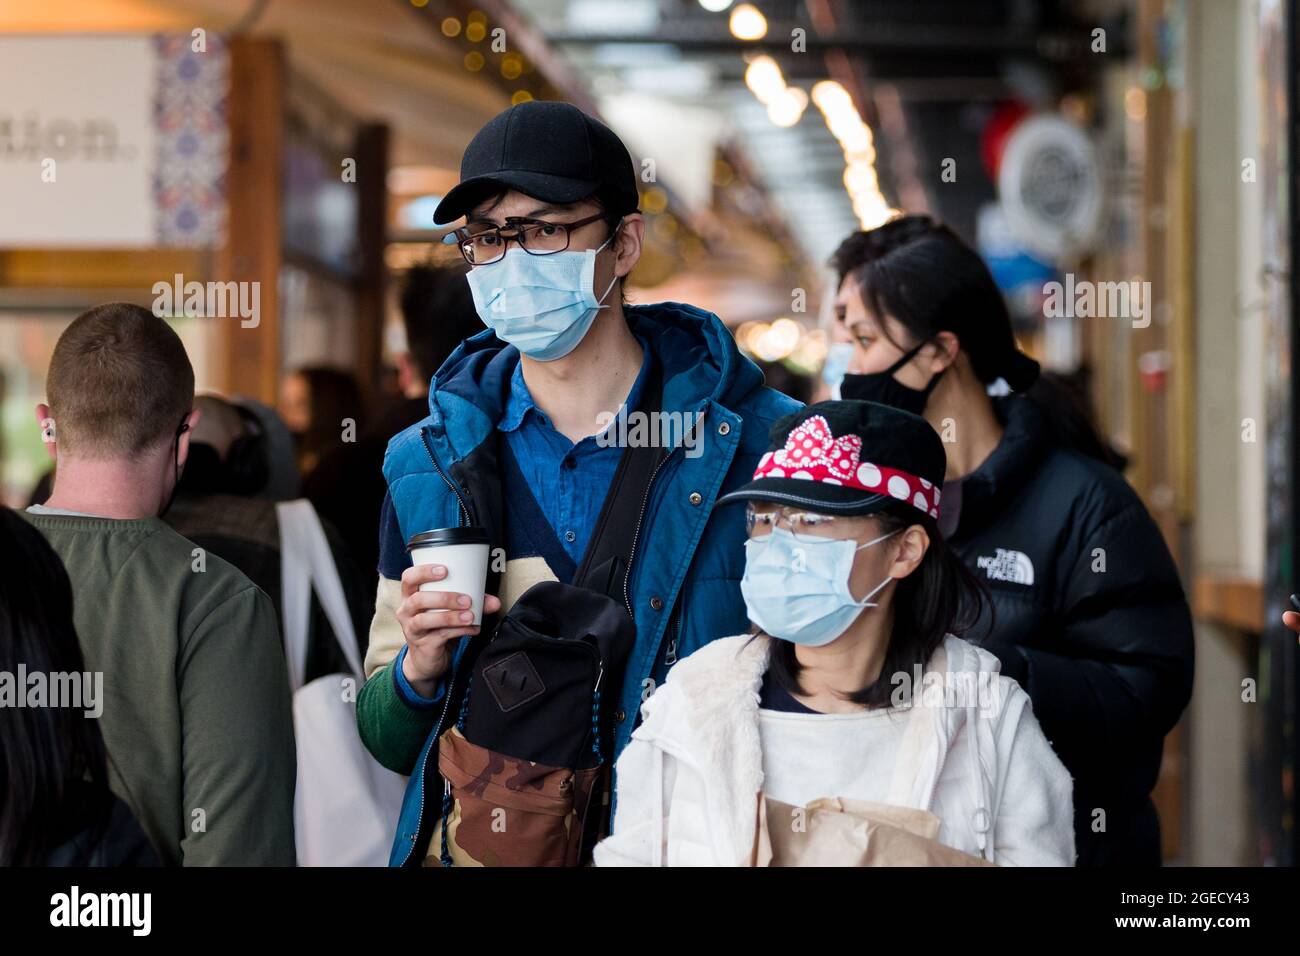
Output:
[
  {"xmin": 767, "ymin": 502, "xmax": 989, "ymax": 708},
  {"xmin": 0, "ymin": 507, "xmax": 112, "ymax": 865},
  {"xmin": 830, "ymin": 214, "xmax": 1122, "ymax": 469}
]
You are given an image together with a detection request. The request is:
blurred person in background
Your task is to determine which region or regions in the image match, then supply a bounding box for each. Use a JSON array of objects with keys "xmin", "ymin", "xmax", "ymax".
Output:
[
  {"xmin": 229, "ymin": 394, "xmax": 303, "ymax": 501},
  {"xmin": 304, "ymin": 262, "xmax": 482, "ymax": 587},
  {"xmin": 817, "ymin": 331, "xmax": 856, "ymax": 404},
  {"xmin": 829, "ymin": 215, "xmax": 1194, "ymax": 866},
  {"xmin": 167, "ymin": 393, "xmax": 370, "ymax": 681},
  {"xmin": 0, "ymin": 507, "xmax": 157, "ymax": 866},
  {"xmin": 754, "ymin": 359, "xmax": 813, "ymax": 405},
  {"xmin": 23, "ymin": 303, "xmax": 296, "ymax": 865},
  {"xmin": 281, "ymin": 365, "xmax": 367, "ymax": 478}
]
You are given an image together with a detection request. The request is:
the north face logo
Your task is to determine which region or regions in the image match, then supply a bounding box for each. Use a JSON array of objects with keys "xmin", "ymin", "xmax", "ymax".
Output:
[{"xmin": 976, "ymin": 548, "xmax": 1035, "ymax": 586}]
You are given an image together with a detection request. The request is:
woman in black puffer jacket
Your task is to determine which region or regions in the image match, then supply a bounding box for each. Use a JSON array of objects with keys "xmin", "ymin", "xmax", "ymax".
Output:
[{"xmin": 829, "ymin": 216, "xmax": 1194, "ymax": 866}]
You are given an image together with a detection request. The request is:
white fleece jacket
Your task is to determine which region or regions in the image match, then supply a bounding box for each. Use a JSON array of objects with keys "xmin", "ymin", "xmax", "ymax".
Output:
[{"xmin": 594, "ymin": 633, "xmax": 1075, "ymax": 867}]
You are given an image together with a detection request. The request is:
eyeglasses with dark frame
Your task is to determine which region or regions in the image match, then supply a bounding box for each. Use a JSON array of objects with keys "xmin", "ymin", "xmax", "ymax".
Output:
[{"xmin": 451, "ymin": 213, "xmax": 610, "ymax": 265}]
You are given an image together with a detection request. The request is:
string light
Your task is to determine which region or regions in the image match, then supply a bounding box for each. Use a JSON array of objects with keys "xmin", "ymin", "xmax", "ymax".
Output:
[
  {"xmin": 729, "ymin": 4, "xmax": 768, "ymax": 41},
  {"xmin": 767, "ymin": 86, "xmax": 808, "ymax": 127},
  {"xmin": 745, "ymin": 55, "xmax": 786, "ymax": 105},
  {"xmin": 812, "ymin": 80, "xmax": 898, "ymax": 229},
  {"xmin": 745, "ymin": 55, "xmax": 808, "ymax": 127}
]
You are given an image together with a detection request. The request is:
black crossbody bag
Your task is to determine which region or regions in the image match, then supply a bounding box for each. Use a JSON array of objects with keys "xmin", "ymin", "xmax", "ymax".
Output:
[{"xmin": 433, "ymin": 371, "xmax": 667, "ymax": 866}]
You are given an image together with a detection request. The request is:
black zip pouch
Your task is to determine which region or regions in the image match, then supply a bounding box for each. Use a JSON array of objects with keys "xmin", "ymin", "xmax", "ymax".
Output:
[{"xmin": 461, "ymin": 580, "xmax": 635, "ymax": 770}]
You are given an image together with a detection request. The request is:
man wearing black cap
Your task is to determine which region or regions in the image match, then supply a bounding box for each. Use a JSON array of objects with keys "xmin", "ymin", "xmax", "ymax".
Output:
[{"xmin": 356, "ymin": 101, "xmax": 801, "ymax": 866}]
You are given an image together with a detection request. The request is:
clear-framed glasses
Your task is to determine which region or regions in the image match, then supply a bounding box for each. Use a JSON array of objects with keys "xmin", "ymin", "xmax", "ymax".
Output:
[
  {"xmin": 451, "ymin": 213, "xmax": 610, "ymax": 265},
  {"xmin": 745, "ymin": 503, "xmax": 849, "ymax": 542}
]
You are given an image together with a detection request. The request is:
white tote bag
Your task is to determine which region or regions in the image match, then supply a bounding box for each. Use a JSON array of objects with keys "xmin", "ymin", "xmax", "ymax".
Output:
[{"xmin": 277, "ymin": 500, "xmax": 407, "ymax": 866}]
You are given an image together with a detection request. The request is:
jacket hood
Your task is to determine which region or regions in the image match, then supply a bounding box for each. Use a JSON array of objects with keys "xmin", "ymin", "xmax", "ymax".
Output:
[
  {"xmin": 661, "ymin": 633, "xmax": 1009, "ymax": 742},
  {"xmin": 955, "ymin": 395, "xmax": 1048, "ymax": 537},
  {"xmin": 636, "ymin": 632, "xmax": 1014, "ymax": 863},
  {"xmin": 424, "ymin": 301, "xmax": 767, "ymax": 459}
]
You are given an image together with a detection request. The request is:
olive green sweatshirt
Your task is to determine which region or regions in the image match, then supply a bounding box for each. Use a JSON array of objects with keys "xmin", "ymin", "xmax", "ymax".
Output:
[{"xmin": 22, "ymin": 512, "xmax": 297, "ymax": 866}]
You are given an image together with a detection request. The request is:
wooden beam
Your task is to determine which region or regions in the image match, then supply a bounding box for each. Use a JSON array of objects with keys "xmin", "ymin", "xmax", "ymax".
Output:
[
  {"xmin": 1192, "ymin": 573, "xmax": 1266, "ymax": 633},
  {"xmin": 214, "ymin": 36, "xmax": 285, "ymax": 405},
  {"xmin": 0, "ymin": 249, "xmax": 208, "ymax": 291},
  {"xmin": 353, "ymin": 122, "xmax": 390, "ymax": 404}
]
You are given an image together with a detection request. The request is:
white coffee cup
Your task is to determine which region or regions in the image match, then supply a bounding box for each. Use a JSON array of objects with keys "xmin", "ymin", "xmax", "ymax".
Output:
[{"xmin": 407, "ymin": 527, "xmax": 490, "ymax": 626}]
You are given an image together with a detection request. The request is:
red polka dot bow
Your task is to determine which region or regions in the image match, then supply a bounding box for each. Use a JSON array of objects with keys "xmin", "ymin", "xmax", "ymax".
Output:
[{"xmin": 753, "ymin": 414, "xmax": 940, "ymax": 518}]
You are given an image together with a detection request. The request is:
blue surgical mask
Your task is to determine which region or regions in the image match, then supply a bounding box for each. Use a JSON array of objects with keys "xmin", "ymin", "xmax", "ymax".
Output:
[
  {"xmin": 741, "ymin": 526, "xmax": 897, "ymax": 647},
  {"xmin": 465, "ymin": 230, "xmax": 620, "ymax": 361},
  {"xmin": 822, "ymin": 342, "xmax": 855, "ymax": 400}
]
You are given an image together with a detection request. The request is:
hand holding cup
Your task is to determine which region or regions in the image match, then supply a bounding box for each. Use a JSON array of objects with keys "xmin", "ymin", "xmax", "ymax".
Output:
[{"xmin": 398, "ymin": 527, "xmax": 496, "ymax": 697}]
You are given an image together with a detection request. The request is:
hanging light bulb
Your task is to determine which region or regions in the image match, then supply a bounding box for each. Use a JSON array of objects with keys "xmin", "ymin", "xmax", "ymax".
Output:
[
  {"xmin": 767, "ymin": 86, "xmax": 809, "ymax": 127},
  {"xmin": 729, "ymin": 4, "xmax": 768, "ymax": 41},
  {"xmin": 745, "ymin": 55, "xmax": 786, "ymax": 105}
]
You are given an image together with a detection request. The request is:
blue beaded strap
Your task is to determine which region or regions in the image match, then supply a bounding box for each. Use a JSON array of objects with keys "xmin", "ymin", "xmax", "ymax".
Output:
[
  {"xmin": 590, "ymin": 688, "xmax": 603, "ymax": 761},
  {"xmin": 456, "ymin": 679, "xmax": 472, "ymax": 730},
  {"xmin": 589, "ymin": 664, "xmax": 607, "ymax": 766},
  {"xmin": 439, "ymin": 779, "xmax": 454, "ymax": 868}
]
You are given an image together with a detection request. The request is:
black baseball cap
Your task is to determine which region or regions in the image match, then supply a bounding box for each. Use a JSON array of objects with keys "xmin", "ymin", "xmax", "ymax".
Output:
[
  {"xmin": 433, "ymin": 101, "xmax": 640, "ymax": 225},
  {"xmin": 716, "ymin": 401, "xmax": 947, "ymax": 520}
]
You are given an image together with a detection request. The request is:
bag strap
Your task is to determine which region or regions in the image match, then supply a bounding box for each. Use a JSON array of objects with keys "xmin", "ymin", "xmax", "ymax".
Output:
[
  {"xmin": 276, "ymin": 499, "xmax": 364, "ymax": 690},
  {"xmin": 572, "ymin": 365, "xmax": 666, "ymax": 598}
]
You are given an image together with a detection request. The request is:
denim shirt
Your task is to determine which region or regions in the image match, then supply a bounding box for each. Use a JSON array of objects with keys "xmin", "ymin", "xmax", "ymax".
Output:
[{"xmin": 498, "ymin": 335, "xmax": 652, "ymax": 566}]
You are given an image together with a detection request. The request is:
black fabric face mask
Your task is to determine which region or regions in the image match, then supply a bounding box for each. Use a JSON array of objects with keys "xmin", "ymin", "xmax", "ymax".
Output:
[{"xmin": 840, "ymin": 341, "xmax": 944, "ymax": 416}]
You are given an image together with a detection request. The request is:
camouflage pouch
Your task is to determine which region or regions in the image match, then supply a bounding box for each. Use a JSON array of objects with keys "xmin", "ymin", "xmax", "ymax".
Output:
[{"xmin": 431, "ymin": 727, "xmax": 606, "ymax": 867}]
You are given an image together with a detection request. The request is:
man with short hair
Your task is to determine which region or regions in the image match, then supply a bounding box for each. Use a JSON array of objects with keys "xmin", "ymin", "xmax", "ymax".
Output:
[
  {"xmin": 356, "ymin": 101, "xmax": 801, "ymax": 866},
  {"xmin": 25, "ymin": 302, "xmax": 296, "ymax": 866}
]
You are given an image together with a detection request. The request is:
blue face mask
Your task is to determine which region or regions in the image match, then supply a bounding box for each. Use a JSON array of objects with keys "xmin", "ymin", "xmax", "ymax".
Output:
[
  {"xmin": 821, "ymin": 342, "xmax": 855, "ymax": 400},
  {"xmin": 465, "ymin": 230, "xmax": 620, "ymax": 361},
  {"xmin": 741, "ymin": 526, "xmax": 897, "ymax": 647}
]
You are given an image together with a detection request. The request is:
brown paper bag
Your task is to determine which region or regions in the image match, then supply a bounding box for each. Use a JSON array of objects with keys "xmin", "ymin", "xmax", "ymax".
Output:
[{"xmin": 753, "ymin": 794, "xmax": 998, "ymax": 867}]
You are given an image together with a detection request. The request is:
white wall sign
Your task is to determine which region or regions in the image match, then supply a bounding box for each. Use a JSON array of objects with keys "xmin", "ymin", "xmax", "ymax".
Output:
[{"xmin": 0, "ymin": 35, "xmax": 228, "ymax": 248}]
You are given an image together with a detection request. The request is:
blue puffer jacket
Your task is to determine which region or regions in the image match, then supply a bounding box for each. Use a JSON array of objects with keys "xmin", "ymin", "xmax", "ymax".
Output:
[{"xmin": 378, "ymin": 301, "xmax": 800, "ymax": 865}]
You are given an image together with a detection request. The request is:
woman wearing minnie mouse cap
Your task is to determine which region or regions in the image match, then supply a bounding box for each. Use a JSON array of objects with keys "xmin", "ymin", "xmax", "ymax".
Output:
[{"xmin": 595, "ymin": 401, "xmax": 1075, "ymax": 867}]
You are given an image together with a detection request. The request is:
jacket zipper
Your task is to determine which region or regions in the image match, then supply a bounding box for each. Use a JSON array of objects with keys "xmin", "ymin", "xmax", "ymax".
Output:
[
  {"xmin": 402, "ymin": 428, "xmax": 473, "ymax": 867},
  {"xmin": 408, "ymin": 651, "xmax": 462, "ymax": 867},
  {"xmin": 422, "ymin": 429, "xmax": 470, "ymax": 526}
]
